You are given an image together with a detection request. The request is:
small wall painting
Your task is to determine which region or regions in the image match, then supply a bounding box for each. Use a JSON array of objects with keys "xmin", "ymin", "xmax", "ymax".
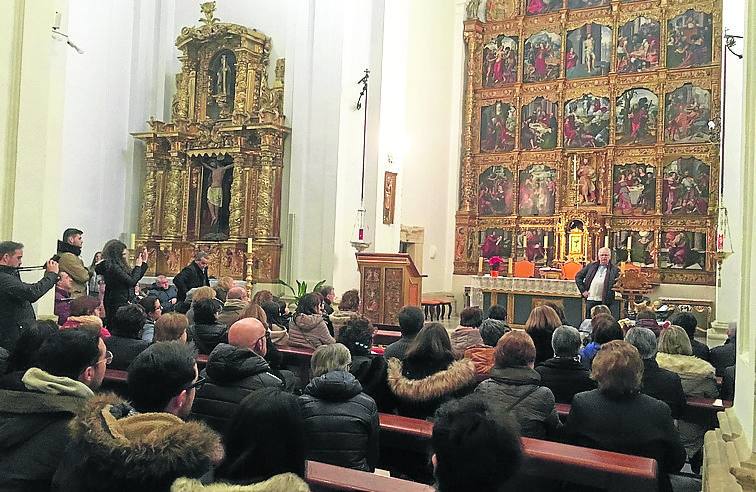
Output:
[
  {"xmin": 662, "ymin": 157, "xmax": 710, "ymax": 216},
  {"xmin": 616, "ymin": 88, "xmax": 659, "ymax": 146},
  {"xmin": 479, "ymin": 166, "xmax": 515, "ymax": 216},
  {"xmin": 566, "ymin": 24, "xmax": 612, "ymax": 79},
  {"xmin": 523, "ymin": 31, "xmax": 562, "ymax": 83},
  {"xmin": 526, "ymin": 0, "xmax": 561, "ymax": 16},
  {"xmin": 521, "ymin": 97, "xmax": 559, "ymax": 150},
  {"xmin": 480, "ymin": 228, "xmax": 513, "ymax": 258},
  {"xmin": 660, "ymin": 231, "xmax": 706, "ymax": 270},
  {"xmin": 573, "ymin": 155, "xmax": 599, "ymax": 205},
  {"xmin": 483, "ymin": 35, "xmax": 519, "ymax": 87},
  {"xmin": 617, "ymin": 17, "xmax": 661, "ymax": 74},
  {"xmin": 564, "ymin": 94, "xmax": 611, "ymax": 148},
  {"xmin": 613, "ymin": 230, "xmax": 656, "ymax": 266},
  {"xmin": 518, "ymin": 164, "xmax": 557, "ymax": 216},
  {"xmin": 612, "ymin": 163, "xmax": 656, "ymax": 215},
  {"xmin": 517, "ymin": 229, "xmax": 554, "ymax": 262},
  {"xmin": 667, "ymin": 10, "xmax": 713, "ymax": 69},
  {"xmin": 480, "ymin": 101, "xmax": 517, "ymax": 152},
  {"xmin": 664, "ymin": 84, "xmax": 712, "ymax": 143}
]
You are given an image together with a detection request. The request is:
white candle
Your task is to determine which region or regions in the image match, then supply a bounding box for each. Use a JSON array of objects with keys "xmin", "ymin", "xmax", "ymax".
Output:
[
  {"xmin": 604, "ymin": 236, "xmax": 609, "ymax": 248},
  {"xmin": 572, "ymin": 156, "xmax": 577, "ymax": 182},
  {"xmin": 478, "ymin": 256, "xmax": 484, "ymax": 274},
  {"xmin": 543, "ymin": 235, "xmax": 549, "ymax": 249},
  {"xmin": 626, "ymin": 235, "xmax": 632, "ymax": 250},
  {"xmin": 247, "ymin": 238, "xmax": 254, "ymax": 254}
]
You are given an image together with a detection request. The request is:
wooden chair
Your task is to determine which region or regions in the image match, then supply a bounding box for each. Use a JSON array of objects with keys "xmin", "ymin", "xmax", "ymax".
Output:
[
  {"xmin": 620, "ymin": 262, "xmax": 642, "ymax": 273},
  {"xmin": 561, "ymin": 260, "xmax": 582, "ymax": 280},
  {"xmin": 513, "ymin": 259, "xmax": 535, "ymax": 278}
]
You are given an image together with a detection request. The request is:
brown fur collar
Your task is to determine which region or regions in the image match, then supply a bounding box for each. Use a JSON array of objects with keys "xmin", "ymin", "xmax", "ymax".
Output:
[
  {"xmin": 68, "ymin": 393, "xmax": 222, "ymax": 481},
  {"xmin": 387, "ymin": 358, "xmax": 476, "ymax": 402}
]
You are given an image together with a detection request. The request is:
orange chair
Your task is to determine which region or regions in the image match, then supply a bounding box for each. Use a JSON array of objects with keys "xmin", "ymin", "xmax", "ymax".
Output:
[
  {"xmin": 621, "ymin": 262, "xmax": 641, "ymax": 273},
  {"xmin": 561, "ymin": 261, "xmax": 582, "ymax": 280},
  {"xmin": 513, "ymin": 259, "xmax": 535, "ymax": 278}
]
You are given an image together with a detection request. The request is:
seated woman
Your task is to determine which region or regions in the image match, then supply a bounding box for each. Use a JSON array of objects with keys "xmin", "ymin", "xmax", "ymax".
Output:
[
  {"xmin": 475, "ymin": 331, "xmax": 560, "ymax": 439},
  {"xmin": 338, "ymin": 317, "xmax": 394, "ymax": 412},
  {"xmin": 464, "ymin": 317, "xmax": 509, "ymax": 375},
  {"xmin": 137, "ymin": 295, "xmax": 162, "ymax": 342},
  {"xmin": 450, "ymin": 307, "xmax": 484, "ymax": 359},
  {"xmin": 299, "ymin": 343, "xmax": 379, "ymax": 471},
  {"xmin": 106, "ymin": 304, "xmax": 150, "ymax": 370},
  {"xmin": 61, "ymin": 296, "xmax": 110, "ymax": 338},
  {"xmin": 656, "ymin": 325, "xmax": 718, "ymax": 472},
  {"xmin": 188, "ymin": 298, "xmax": 228, "ymax": 355},
  {"xmin": 565, "ymin": 340, "xmax": 686, "ymax": 492},
  {"xmin": 388, "ymin": 323, "xmax": 477, "ymax": 420},
  {"xmin": 288, "ymin": 293, "xmax": 335, "ymax": 349},
  {"xmin": 524, "ymin": 305, "xmax": 562, "ymax": 365},
  {"xmin": 176, "ymin": 387, "xmax": 309, "ymax": 491},
  {"xmin": 580, "ymin": 314, "xmax": 623, "ymax": 369},
  {"xmin": 535, "ymin": 325, "xmax": 596, "ymax": 403},
  {"xmin": 261, "ymin": 301, "xmax": 289, "ymax": 347},
  {"xmin": 330, "ymin": 289, "xmax": 360, "ymax": 338}
]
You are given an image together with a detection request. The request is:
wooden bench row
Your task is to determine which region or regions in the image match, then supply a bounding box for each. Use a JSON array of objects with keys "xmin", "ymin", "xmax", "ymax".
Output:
[{"xmin": 306, "ymin": 460, "xmax": 432, "ymax": 492}]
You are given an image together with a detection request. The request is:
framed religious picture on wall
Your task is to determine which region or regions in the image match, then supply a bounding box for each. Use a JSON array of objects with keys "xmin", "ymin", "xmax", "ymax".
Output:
[
  {"xmin": 666, "ymin": 10, "xmax": 713, "ymax": 69},
  {"xmin": 615, "ymin": 88, "xmax": 659, "ymax": 146},
  {"xmin": 568, "ymin": 0, "xmax": 610, "ymax": 9},
  {"xmin": 565, "ymin": 23, "xmax": 612, "ymax": 80},
  {"xmin": 662, "ymin": 157, "xmax": 710, "ymax": 216},
  {"xmin": 612, "ymin": 230, "xmax": 656, "ymax": 266},
  {"xmin": 664, "ymin": 83, "xmax": 713, "ymax": 144},
  {"xmin": 482, "ymin": 34, "xmax": 519, "ymax": 87},
  {"xmin": 520, "ymin": 97, "xmax": 559, "ymax": 150},
  {"xmin": 523, "ymin": 31, "xmax": 562, "ymax": 83},
  {"xmin": 517, "ymin": 228, "xmax": 554, "ymax": 263},
  {"xmin": 659, "ymin": 230, "xmax": 706, "ymax": 270},
  {"xmin": 480, "ymin": 100, "xmax": 517, "ymax": 152},
  {"xmin": 480, "ymin": 228, "xmax": 513, "ymax": 259},
  {"xmin": 568, "ymin": 154, "xmax": 600, "ymax": 206},
  {"xmin": 564, "ymin": 94, "xmax": 611, "ymax": 148},
  {"xmin": 479, "ymin": 166, "xmax": 515, "ymax": 216},
  {"xmin": 383, "ymin": 171, "xmax": 397, "ymax": 225},
  {"xmin": 616, "ymin": 16, "xmax": 661, "ymax": 73},
  {"xmin": 525, "ymin": 0, "xmax": 561, "ymax": 16},
  {"xmin": 612, "ymin": 163, "xmax": 656, "ymax": 215},
  {"xmin": 518, "ymin": 164, "xmax": 557, "ymax": 216}
]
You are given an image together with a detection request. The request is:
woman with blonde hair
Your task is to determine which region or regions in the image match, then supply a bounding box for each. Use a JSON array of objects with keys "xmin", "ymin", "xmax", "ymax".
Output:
[
  {"xmin": 214, "ymin": 276, "xmax": 235, "ymax": 303},
  {"xmin": 524, "ymin": 305, "xmax": 562, "ymax": 364}
]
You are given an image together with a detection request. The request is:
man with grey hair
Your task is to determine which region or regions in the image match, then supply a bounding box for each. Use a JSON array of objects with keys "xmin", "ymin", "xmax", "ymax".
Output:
[
  {"xmin": 173, "ymin": 251, "xmax": 210, "ymax": 304},
  {"xmin": 625, "ymin": 327, "xmax": 686, "ymax": 418},
  {"xmin": 535, "ymin": 325, "xmax": 596, "ymax": 403},
  {"xmin": 217, "ymin": 286, "xmax": 249, "ymax": 327},
  {"xmin": 575, "ymin": 247, "xmax": 620, "ymax": 318}
]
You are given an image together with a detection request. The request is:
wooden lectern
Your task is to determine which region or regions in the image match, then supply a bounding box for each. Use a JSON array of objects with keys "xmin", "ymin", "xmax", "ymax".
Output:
[{"xmin": 356, "ymin": 253, "xmax": 423, "ymax": 325}]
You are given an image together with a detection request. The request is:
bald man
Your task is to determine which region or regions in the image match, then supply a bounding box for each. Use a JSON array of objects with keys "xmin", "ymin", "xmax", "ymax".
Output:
[
  {"xmin": 575, "ymin": 247, "xmax": 620, "ymax": 319},
  {"xmin": 217, "ymin": 286, "xmax": 249, "ymax": 327},
  {"xmin": 190, "ymin": 317, "xmax": 284, "ymax": 432}
]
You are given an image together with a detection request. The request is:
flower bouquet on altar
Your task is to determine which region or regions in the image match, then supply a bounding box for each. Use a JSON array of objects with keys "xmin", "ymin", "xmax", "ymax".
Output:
[{"xmin": 487, "ymin": 256, "xmax": 504, "ymax": 277}]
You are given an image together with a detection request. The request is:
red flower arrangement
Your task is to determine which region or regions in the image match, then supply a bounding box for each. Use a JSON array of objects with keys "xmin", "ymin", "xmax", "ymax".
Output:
[{"xmin": 487, "ymin": 256, "xmax": 504, "ymax": 269}]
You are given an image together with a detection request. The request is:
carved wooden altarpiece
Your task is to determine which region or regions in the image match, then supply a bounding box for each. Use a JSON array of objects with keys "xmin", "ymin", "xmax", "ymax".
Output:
[{"xmin": 132, "ymin": 2, "xmax": 289, "ymax": 282}]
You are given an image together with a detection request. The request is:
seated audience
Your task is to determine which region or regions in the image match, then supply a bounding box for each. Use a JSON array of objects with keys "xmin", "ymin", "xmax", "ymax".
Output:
[
  {"xmin": 189, "ymin": 298, "xmax": 229, "ymax": 355},
  {"xmin": 5, "ymin": 320, "xmax": 59, "ymax": 374},
  {"xmin": 138, "ymin": 295, "xmax": 162, "ymax": 342},
  {"xmin": 192, "ymin": 318, "xmax": 286, "ymax": 432},
  {"xmin": 299, "ymin": 343, "xmax": 379, "ymax": 471},
  {"xmin": 106, "ymin": 304, "xmax": 150, "ymax": 370},
  {"xmin": 61, "ymin": 295, "xmax": 110, "ymax": 337},
  {"xmin": 179, "ymin": 388, "xmax": 309, "ymax": 490},
  {"xmin": 388, "ymin": 323, "xmax": 476, "ymax": 420},
  {"xmin": 432, "ymin": 395, "xmax": 523, "ymax": 492},
  {"xmin": 338, "ymin": 317, "xmax": 394, "ymax": 411},
  {"xmin": 535, "ymin": 325, "xmax": 596, "ymax": 403},
  {"xmin": 154, "ymin": 312, "xmax": 190, "ymax": 343},
  {"xmin": 261, "ymin": 300, "xmax": 289, "ymax": 346},
  {"xmin": 476, "ymin": 331, "xmax": 560, "ymax": 439},
  {"xmin": 319, "ymin": 285, "xmax": 336, "ymax": 315},
  {"xmin": 383, "ymin": 305, "xmax": 424, "ymax": 360},
  {"xmin": 217, "ymin": 286, "xmax": 249, "ymax": 327},
  {"xmin": 288, "ymin": 293, "xmax": 335, "ymax": 349},
  {"xmin": 525, "ymin": 305, "xmax": 562, "ymax": 365},
  {"xmin": 450, "ymin": 306, "xmax": 484, "ymax": 358},
  {"xmin": 214, "ymin": 276, "xmax": 235, "ymax": 303},
  {"xmin": 185, "ymin": 286, "xmax": 221, "ymax": 324},
  {"xmin": 625, "ymin": 327, "xmax": 686, "ymax": 419},
  {"xmin": 53, "ymin": 342, "xmax": 222, "ymax": 492},
  {"xmin": 54, "ymin": 271, "xmax": 74, "ymax": 325},
  {"xmin": 670, "ymin": 312, "xmax": 710, "ymax": 362},
  {"xmin": 577, "ymin": 304, "xmax": 611, "ymax": 339},
  {"xmin": 710, "ymin": 324, "xmax": 736, "ymax": 377},
  {"xmin": 565, "ymin": 340, "xmax": 686, "ymax": 492},
  {"xmin": 580, "ymin": 314, "xmax": 623, "ymax": 369},
  {"xmin": 656, "ymin": 325, "xmax": 718, "ymax": 472},
  {"xmin": 634, "ymin": 308, "xmax": 662, "ymax": 337},
  {"xmin": 251, "ymin": 289, "xmax": 275, "ymax": 306},
  {"xmin": 483, "ymin": 304, "xmax": 510, "ymax": 331},
  {"xmin": 147, "ymin": 275, "xmax": 178, "ymax": 313},
  {"xmin": 0, "ymin": 329, "xmax": 106, "ymax": 491},
  {"xmin": 330, "ymin": 289, "xmax": 360, "ymax": 338},
  {"xmin": 543, "ymin": 301, "xmax": 567, "ymax": 325},
  {"xmin": 464, "ymin": 316, "xmax": 509, "ymax": 375},
  {"xmin": 240, "ymin": 301, "xmax": 285, "ymax": 373}
]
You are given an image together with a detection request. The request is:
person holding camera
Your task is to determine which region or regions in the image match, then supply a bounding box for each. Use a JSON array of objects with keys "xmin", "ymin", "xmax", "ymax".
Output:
[
  {"xmin": 0, "ymin": 241, "xmax": 59, "ymax": 351},
  {"xmin": 95, "ymin": 240, "xmax": 148, "ymax": 328}
]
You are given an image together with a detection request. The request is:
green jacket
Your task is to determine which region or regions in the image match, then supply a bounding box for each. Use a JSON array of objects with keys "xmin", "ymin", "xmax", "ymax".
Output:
[{"xmin": 56, "ymin": 241, "xmax": 91, "ymax": 297}]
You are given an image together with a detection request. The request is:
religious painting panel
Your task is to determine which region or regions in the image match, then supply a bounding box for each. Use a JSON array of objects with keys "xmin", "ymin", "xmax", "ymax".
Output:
[
  {"xmin": 612, "ymin": 230, "xmax": 656, "ymax": 266},
  {"xmin": 195, "ymin": 155, "xmax": 236, "ymax": 240},
  {"xmin": 518, "ymin": 164, "xmax": 557, "ymax": 216},
  {"xmin": 666, "ymin": 10, "xmax": 713, "ymax": 69},
  {"xmin": 480, "ymin": 228, "xmax": 513, "ymax": 258},
  {"xmin": 662, "ymin": 157, "xmax": 710, "ymax": 216},
  {"xmin": 567, "ymin": 154, "xmax": 601, "ymax": 206},
  {"xmin": 615, "ymin": 88, "xmax": 659, "ymax": 146},
  {"xmin": 523, "ymin": 31, "xmax": 562, "ymax": 83},
  {"xmin": 664, "ymin": 84, "xmax": 712, "ymax": 144},
  {"xmin": 616, "ymin": 17, "xmax": 661, "ymax": 74},
  {"xmin": 567, "ymin": 0, "xmax": 610, "ymax": 9},
  {"xmin": 479, "ymin": 166, "xmax": 515, "ymax": 216},
  {"xmin": 207, "ymin": 50, "xmax": 237, "ymax": 120},
  {"xmin": 219, "ymin": 245, "xmax": 246, "ymax": 279},
  {"xmin": 612, "ymin": 163, "xmax": 656, "ymax": 215},
  {"xmin": 564, "ymin": 94, "xmax": 611, "ymax": 148},
  {"xmin": 486, "ymin": 0, "xmax": 520, "ymax": 21},
  {"xmin": 520, "ymin": 97, "xmax": 559, "ymax": 150},
  {"xmin": 482, "ymin": 35, "xmax": 519, "ymax": 87},
  {"xmin": 516, "ymin": 228, "xmax": 555, "ymax": 263},
  {"xmin": 362, "ymin": 266, "xmax": 383, "ymax": 324},
  {"xmin": 525, "ymin": 0, "xmax": 561, "ymax": 16},
  {"xmin": 565, "ymin": 24, "xmax": 612, "ymax": 79},
  {"xmin": 659, "ymin": 230, "xmax": 706, "ymax": 270},
  {"xmin": 480, "ymin": 100, "xmax": 517, "ymax": 152}
]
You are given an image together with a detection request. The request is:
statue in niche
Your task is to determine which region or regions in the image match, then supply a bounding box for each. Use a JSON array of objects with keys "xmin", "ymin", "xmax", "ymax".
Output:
[
  {"xmin": 199, "ymin": 155, "xmax": 235, "ymax": 240},
  {"xmin": 208, "ymin": 51, "xmax": 236, "ymax": 119},
  {"xmin": 216, "ymin": 54, "xmax": 230, "ymax": 96}
]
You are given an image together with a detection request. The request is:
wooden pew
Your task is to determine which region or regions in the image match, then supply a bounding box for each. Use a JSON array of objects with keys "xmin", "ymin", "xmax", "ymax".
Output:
[
  {"xmin": 306, "ymin": 460, "xmax": 433, "ymax": 492},
  {"xmin": 555, "ymin": 398, "xmax": 732, "ymax": 426}
]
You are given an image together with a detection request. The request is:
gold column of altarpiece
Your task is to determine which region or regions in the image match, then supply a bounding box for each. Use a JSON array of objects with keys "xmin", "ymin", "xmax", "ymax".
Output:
[
  {"xmin": 132, "ymin": 2, "xmax": 289, "ymax": 284},
  {"xmin": 455, "ymin": 0, "xmax": 722, "ymax": 286}
]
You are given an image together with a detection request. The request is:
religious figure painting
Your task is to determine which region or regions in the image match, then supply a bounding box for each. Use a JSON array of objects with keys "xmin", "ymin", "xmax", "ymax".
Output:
[
  {"xmin": 480, "ymin": 228, "xmax": 513, "ymax": 258},
  {"xmin": 564, "ymin": 94, "xmax": 610, "ymax": 148},
  {"xmin": 478, "ymin": 166, "xmax": 515, "ymax": 216},
  {"xmin": 660, "ymin": 231, "xmax": 706, "ymax": 270},
  {"xmin": 666, "ymin": 10, "xmax": 713, "ymax": 69},
  {"xmin": 480, "ymin": 101, "xmax": 516, "ymax": 152},
  {"xmin": 565, "ymin": 24, "xmax": 612, "ymax": 79},
  {"xmin": 616, "ymin": 88, "xmax": 659, "ymax": 145},
  {"xmin": 525, "ymin": 0, "xmax": 561, "ymax": 16},
  {"xmin": 517, "ymin": 229, "xmax": 553, "ymax": 262},
  {"xmin": 207, "ymin": 50, "xmax": 237, "ymax": 119},
  {"xmin": 613, "ymin": 230, "xmax": 656, "ymax": 266},
  {"xmin": 662, "ymin": 158, "xmax": 710, "ymax": 216},
  {"xmin": 664, "ymin": 84, "xmax": 712, "ymax": 143},
  {"xmin": 520, "ymin": 97, "xmax": 559, "ymax": 150},
  {"xmin": 518, "ymin": 164, "xmax": 557, "ymax": 216},
  {"xmin": 612, "ymin": 163, "xmax": 656, "ymax": 215},
  {"xmin": 482, "ymin": 35, "xmax": 519, "ymax": 87},
  {"xmin": 573, "ymin": 155, "xmax": 599, "ymax": 205},
  {"xmin": 523, "ymin": 31, "xmax": 562, "ymax": 83},
  {"xmin": 616, "ymin": 17, "xmax": 661, "ymax": 74},
  {"xmin": 199, "ymin": 155, "xmax": 235, "ymax": 240},
  {"xmin": 568, "ymin": 0, "xmax": 610, "ymax": 9}
]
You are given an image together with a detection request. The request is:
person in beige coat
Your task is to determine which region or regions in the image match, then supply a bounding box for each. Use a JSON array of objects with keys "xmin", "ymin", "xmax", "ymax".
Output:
[
  {"xmin": 288, "ymin": 293, "xmax": 335, "ymax": 349},
  {"xmin": 450, "ymin": 307, "xmax": 484, "ymax": 358},
  {"xmin": 56, "ymin": 228, "xmax": 92, "ymax": 298},
  {"xmin": 330, "ymin": 289, "xmax": 360, "ymax": 338}
]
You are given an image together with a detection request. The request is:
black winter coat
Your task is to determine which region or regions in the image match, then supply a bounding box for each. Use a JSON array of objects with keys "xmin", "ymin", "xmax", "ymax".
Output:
[
  {"xmin": 349, "ymin": 354, "xmax": 395, "ymax": 412},
  {"xmin": 192, "ymin": 343, "xmax": 284, "ymax": 432},
  {"xmin": 641, "ymin": 358, "xmax": 686, "ymax": 419},
  {"xmin": 691, "ymin": 338, "xmax": 711, "ymax": 363},
  {"xmin": 106, "ymin": 335, "xmax": 150, "ymax": 371},
  {"xmin": 299, "ymin": 371, "xmax": 379, "ymax": 472},
  {"xmin": 146, "ymin": 283, "xmax": 178, "ymax": 313},
  {"xmin": 189, "ymin": 322, "xmax": 228, "ymax": 355},
  {"xmin": 0, "ymin": 266, "xmax": 57, "ymax": 350},
  {"xmin": 95, "ymin": 259, "xmax": 147, "ymax": 327},
  {"xmin": 173, "ymin": 262, "xmax": 210, "ymax": 303},
  {"xmin": 565, "ymin": 389, "xmax": 686, "ymax": 492},
  {"xmin": 710, "ymin": 338, "xmax": 736, "ymax": 377},
  {"xmin": 575, "ymin": 261, "xmax": 620, "ymax": 305},
  {"xmin": 535, "ymin": 357, "xmax": 596, "ymax": 403}
]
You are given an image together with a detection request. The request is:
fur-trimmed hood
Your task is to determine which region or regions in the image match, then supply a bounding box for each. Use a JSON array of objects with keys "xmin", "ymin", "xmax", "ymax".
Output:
[
  {"xmin": 656, "ymin": 352, "xmax": 715, "ymax": 377},
  {"xmin": 387, "ymin": 358, "xmax": 476, "ymax": 403},
  {"xmin": 172, "ymin": 473, "xmax": 310, "ymax": 492}
]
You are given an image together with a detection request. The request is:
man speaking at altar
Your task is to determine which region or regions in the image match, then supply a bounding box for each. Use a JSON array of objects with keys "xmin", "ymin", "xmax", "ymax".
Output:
[{"xmin": 575, "ymin": 247, "xmax": 620, "ymax": 318}]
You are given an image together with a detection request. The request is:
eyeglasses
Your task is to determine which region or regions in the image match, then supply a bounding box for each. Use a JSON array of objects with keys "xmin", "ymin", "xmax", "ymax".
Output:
[
  {"xmin": 184, "ymin": 376, "xmax": 207, "ymax": 391},
  {"xmin": 97, "ymin": 351, "xmax": 114, "ymax": 366}
]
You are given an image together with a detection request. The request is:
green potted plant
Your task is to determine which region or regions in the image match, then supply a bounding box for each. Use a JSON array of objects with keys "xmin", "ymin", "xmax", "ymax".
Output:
[{"xmin": 277, "ymin": 279, "xmax": 326, "ymax": 304}]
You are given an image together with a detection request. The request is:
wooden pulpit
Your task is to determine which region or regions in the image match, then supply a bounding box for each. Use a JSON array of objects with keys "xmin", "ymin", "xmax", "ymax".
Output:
[{"xmin": 356, "ymin": 253, "xmax": 423, "ymax": 325}]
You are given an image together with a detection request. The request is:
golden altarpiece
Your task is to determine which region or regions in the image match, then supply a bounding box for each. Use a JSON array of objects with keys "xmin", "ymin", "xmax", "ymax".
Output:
[
  {"xmin": 456, "ymin": 0, "xmax": 722, "ymax": 287},
  {"xmin": 132, "ymin": 2, "xmax": 288, "ymax": 283}
]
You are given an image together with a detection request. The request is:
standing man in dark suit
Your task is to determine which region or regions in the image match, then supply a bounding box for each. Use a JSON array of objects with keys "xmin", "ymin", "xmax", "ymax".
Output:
[
  {"xmin": 575, "ymin": 247, "xmax": 620, "ymax": 319},
  {"xmin": 173, "ymin": 251, "xmax": 210, "ymax": 304}
]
